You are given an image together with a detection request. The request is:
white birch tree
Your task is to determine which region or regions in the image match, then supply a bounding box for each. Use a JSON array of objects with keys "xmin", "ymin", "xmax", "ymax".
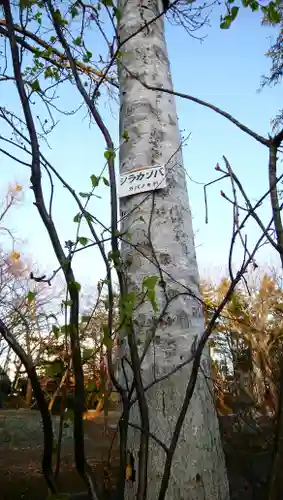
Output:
[{"xmin": 118, "ymin": 1, "xmax": 230, "ymax": 498}]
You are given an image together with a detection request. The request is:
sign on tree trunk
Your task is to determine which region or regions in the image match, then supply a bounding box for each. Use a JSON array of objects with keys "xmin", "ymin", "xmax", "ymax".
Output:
[{"xmin": 119, "ymin": 165, "xmax": 167, "ymax": 198}]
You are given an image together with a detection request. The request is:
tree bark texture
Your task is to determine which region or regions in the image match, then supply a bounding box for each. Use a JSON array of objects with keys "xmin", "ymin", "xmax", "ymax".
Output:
[{"xmin": 118, "ymin": 1, "xmax": 230, "ymax": 499}]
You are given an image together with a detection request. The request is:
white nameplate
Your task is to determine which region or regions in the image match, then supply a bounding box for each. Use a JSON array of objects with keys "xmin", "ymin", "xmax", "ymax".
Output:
[{"xmin": 119, "ymin": 165, "xmax": 166, "ymax": 198}]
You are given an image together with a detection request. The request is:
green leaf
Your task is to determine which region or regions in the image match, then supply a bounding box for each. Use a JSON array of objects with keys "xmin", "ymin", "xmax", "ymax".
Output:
[
  {"xmin": 142, "ymin": 275, "xmax": 159, "ymax": 290},
  {"xmin": 262, "ymin": 2, "xmax": 281, "ymax": 23},
  {"xmin": 31, "ymin": 79, "xmax": 41, "ymax": 91},
  {"xmin": 102, "ymin": 324, "xmax": 113, "ymax": 348},
  {"xmin": 60, "ymin": 324, "xmax": 72, "ymax": 334},
  {"xmin": 84, "ymin": 211, "xmax": 95, "ymax": 223},
  {"xmin": 121, "ymin": 292, "xmax": 136, "ymax": 323},
  {"xmin": 74, "ymin": 36, "xmax": 82, "ymax": 46},
  {"xmin": 102, "ymin": 0, "xmax": 114, "ymax": 6},
  {"xmin": 69, "ymin": 280, "xmax": 81, "ymax": 292},
  {"xmin": 53, "ymin": 70, "xmax": 60, "ymax": 81},
  {"xmin": 79, "ymin": 192, "xmax": 90, "ymax": 198},
  {"xmin": 249, "ymin": 1, "xmax": 259, "ymax": 12},
  {"xmin": 113, "ymin": 7, "xmax": 121, "ymax": 21},
  {"xmin": 77, "ymin": 236, "xmax": 89, "ymax": 246},
  {"xmin": 27, "ymin": 290, "xmax": 36, "ymax": 303},
  {"xmin": 62, "ymin": 299, "xmax": 73, "ymax": 307},
  {"xmin": 220, "ymin": 17, "xmax": 232, "ymax": 29},
  {"xmin": 108, "ymin": 249, "xmax": 121, "ymax": 265},
  {"xmin": 82, "ymin": 348, "xmax": 94, "ymax": 361},
  {"xmin": 52, "ymin": 325, "xmax": 61, "ymax": 340},
  {"xmin": 116, "ymin": 51, "xmax": 125, "ymax": 60},
  {"xmin": 46, "ymin": 360, "xmax": 64, "ymax": 378},
  {"xmin": 83, "ymin": 50, "xmax": 93, "ymax": 63},
  {"xmin": 122, "ymin": 130, "xmax": 129, "ymax": 141},
  {"xmin": 230, "ymin": 6, "xmax": 239, "ymax": 20},
  {"xmin": 102, "ymin": 177, "xmax": 109, "ymax": 186},
  {"xmin": 90, "ymin": 174, "xmax": 99, "ymax": 187},
  {"xmin": 142, "ymin": 275, "xmax": 159, "ymax": 312},
  {"xmin": 53, "ymin": 9, "xmax": 65, "ymax": 24},
  {"xmin": 73, "ymin": 213, "xmax": 82, "ymax": 223},
  {"xmin": 104, "ymin": 149, "xmax": 116, "ymax": 161},
  {"xmin": 70, "ymin": 5, "xmax": 79, "ymax": 18},
  {"xmin": 44, "ymin": 67, "xmax": 53, "ymax": 79},
  {"xmin": 34, "ymin": 11, "xmax": 42, "ymax": 24}
]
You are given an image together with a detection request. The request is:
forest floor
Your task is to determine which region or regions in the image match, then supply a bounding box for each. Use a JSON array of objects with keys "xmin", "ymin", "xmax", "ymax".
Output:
[
  {"xmin": 0, "ymin": 409, "xmax": 121, "ymax": 500},
  {"xmin": 0, "ymin": 410, "xmax": 275, "ymax": 500}
]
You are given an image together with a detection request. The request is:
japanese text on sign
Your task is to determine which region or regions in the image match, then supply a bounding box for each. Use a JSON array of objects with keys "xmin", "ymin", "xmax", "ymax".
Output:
[{"xmin": 118, "ymin": 165, "xmax": 166, "ymax": 198}]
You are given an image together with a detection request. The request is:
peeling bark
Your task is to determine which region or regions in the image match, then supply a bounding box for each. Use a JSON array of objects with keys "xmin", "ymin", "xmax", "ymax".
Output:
[{"xmin": 118, "ymin": 1, "xmax": 230, "ymax": 499}]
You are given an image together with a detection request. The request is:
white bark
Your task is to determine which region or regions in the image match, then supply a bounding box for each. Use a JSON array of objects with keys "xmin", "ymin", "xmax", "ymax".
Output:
[{"xmin": 118, "ymin": 1, "xmax": 230, "ymax": 499}]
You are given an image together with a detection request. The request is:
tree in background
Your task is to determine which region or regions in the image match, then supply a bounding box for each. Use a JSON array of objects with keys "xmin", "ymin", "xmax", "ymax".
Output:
[{"xmin": 204, "ymin": 274, "xmax": 283, "ymax": 417}]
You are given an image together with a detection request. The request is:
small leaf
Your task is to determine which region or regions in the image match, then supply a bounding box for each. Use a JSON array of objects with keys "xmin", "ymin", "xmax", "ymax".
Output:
[
  {"xmin": 102, "ymin": 177, "xmax": 109, "ymax": 186},
  {"xmin": 104, "ymin": 149, "xmax": 116, "ymax": 161},
  {"xmin": 102, "ymin": 0, "xmax": 114, "ymax": 6},
  {"xmin": 73, "ymin": 213, "xmax": 82, "ymax": 223},
  {"xmin": 53, "ymin": 9, "xmax": 63, "ymax": 24},
  {"xmin": 142, "ymin": 275, "xmax": 159, "ymax": 312},
  {"xmin": 52, "ymin": 325, "xmax": 61, "ymax": 340},
  {"xmin": 60, "ymin": 324, "xmax": 72, "ymax": 334},
  {"xmin": 82, "ymin": 348, "xmax": 94, "ymax": 361},
  {"xmin": 74, "ymin": 36, "xmax": 82, "ymax": 46},
  {"xmin": 84, "ymin": 211, "xmax": 95, "ymax": 223},
  {"xmin": 77, "ymin": 236, "xmax": 89, "ymax": 246},
  {"xmin": 122, "ymin": 130, "xmax": 129, "ymax": 141},
  {"xmin": 263, "ymin": 2, "xmax": 281, "ymax": 23},
  {"xmin": 70, "ymin": 5, "xmax": 79, "ymax": 17},
  {"xmin": 31, "ymin": 79, "xmax": 41, "ymax": 91},
  {"xmin": 220, "ymin": 17, "xmax": 232, "ymax": 29},
  {"xmin": 83, "ymin": 50, "xmax": 93, "ymax": 63},
  {"xmin": 46, "ymin": 361, "xmax": 63, "ymax": 378},
  {"xmin": 102, "ymin": 324, "xmax": 113, "ymax": 348},
  {"xmin": 79, "ymin": 192, "xmax": 90, "ymax": 198},
  {"xmin": 62, "ymin": 299, "xmax": 73, "ymax": 307},
  {"xmin": 113, "ymin": 6, "xmax": 121, "ymax": 21},
  {"xmin": 69, "ymin": 280, "xmax": 81, "ymax": 292},
  {"xmin": 249, "ymin": 1, "xmax": 259, "ymax": 12},
  {"xmin": 27, "ymin": 290, "xmax": 36, "ymax": 303},
  {"xmin": 90, "ymin": 174, "xmax": 99, "ymax": 187},
  {"xmin": 142, "ymin": 275, "xmax": 159, "ymax": 290},
  {"xmin": 230, "ymin": 6, "xmax": 239, "ymax": 20},
  {"xmin": 120, "ymin": 292, "xmax": 136, "ymax": 325},
  {"xmin": 44, "ymin": 67, "xmax": 53, "ymax": 79}
]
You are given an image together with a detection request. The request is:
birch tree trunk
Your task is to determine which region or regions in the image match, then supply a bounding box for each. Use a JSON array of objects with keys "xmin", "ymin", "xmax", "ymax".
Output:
[{"xmin": 118, "ymin": 1, "xmax": 230, "ymax": 499}]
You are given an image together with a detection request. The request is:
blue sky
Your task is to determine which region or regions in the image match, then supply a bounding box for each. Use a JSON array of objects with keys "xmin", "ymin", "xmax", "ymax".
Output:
[{"xmin": 1, "ymin": 4, "xmax": 282, "ymax": 291}]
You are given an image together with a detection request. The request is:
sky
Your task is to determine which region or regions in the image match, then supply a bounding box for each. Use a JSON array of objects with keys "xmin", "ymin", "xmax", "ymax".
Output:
[{"xmin": 0, "ymin": 3, "xmax": 282, "ymax": 294}]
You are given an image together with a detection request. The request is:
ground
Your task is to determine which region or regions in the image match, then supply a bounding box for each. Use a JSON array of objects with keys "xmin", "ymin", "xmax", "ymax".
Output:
[
  {"xmin": 0, "ymin": 410, "xmax": 276, "ymax": 500},
  {"xmin": 0, "ymin": 409, "xmax": 120, "ymax": 500}
]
